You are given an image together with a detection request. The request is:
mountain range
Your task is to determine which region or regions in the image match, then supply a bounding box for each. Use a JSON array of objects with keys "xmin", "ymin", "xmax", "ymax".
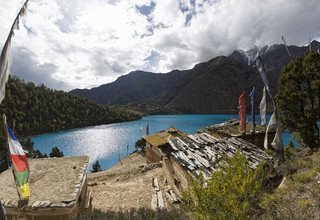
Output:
[{"xmin": 71, "ymin": 40, "xmax": 320, "ymax": 114}]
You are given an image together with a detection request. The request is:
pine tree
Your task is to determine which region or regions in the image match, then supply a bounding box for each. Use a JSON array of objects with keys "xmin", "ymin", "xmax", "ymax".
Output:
[
  {"xmin": 276, "ymin": 51, "xmax": 320, "ymax": 149},
  {"xmin": 91, "ymin": 160, "xmax": 102, "ymax": 173},
  {"xmin": 49, "ymin": 147, "xmax": 64, "ymax": 157}
]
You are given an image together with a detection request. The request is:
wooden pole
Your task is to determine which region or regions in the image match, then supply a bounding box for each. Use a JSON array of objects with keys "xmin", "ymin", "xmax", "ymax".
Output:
[
  {"xmin": 118, "ymin": 145, "xmax": 121, "ymax": 164},
  {"xmin": 8, "ymin": 0, "xmax": 29, "ymax": 36},
  {"xmin": 126, "ymin": 145, "xmax": 129, "ymax": 157}
]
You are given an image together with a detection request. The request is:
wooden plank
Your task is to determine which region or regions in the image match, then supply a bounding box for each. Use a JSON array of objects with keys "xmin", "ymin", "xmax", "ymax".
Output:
[
  {"xmin": 151, "ymin": 194, "xmax": 157, "ymax": 210},
  {"xmin": 84, "ymin": 190, "xmax": 91, "ymax": 209},
  {"xmin": 168, "ymin": 189, "xmax": 178, "ymax": 202},
  {"xmin": 157, "ymin": 191, "xmax": 164, "ymax": 209}
]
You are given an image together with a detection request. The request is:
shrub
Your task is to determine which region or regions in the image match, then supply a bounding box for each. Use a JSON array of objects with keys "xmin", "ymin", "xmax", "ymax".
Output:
[
  {"xmin": 91, "ymin": 160, "xmax": 102, "ymax": 173},
  {"xmin": 183, "ymin": 152, "xmax": 265, "ymax": 219}
]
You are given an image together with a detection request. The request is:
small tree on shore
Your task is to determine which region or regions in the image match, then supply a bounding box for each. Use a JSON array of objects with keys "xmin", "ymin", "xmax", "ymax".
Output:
[
  {"xmin": 49, "ymin": 147, "xmax": 64, "ymax": 157},
  {"xmin": 276, "ymin": 51, "xmax": 320, "ymax": 149},
  {"xmin": 135, "ymin": 138, "xmax": 146, "ymax": 151},
  {"xmin": 91, "ymin": 160, "xmax": 102, "ymax": 173}
]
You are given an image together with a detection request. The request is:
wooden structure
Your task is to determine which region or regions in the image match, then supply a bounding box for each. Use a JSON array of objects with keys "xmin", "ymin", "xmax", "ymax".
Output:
[
  {"xmin": 203, "ymin": 119, "xmax": 276, "ymax": 149},
  {"xmin": 0, "ymin": 156, "xmax": 91, "ymax": 220},
  {"xmin": 144, "ymin": 126, "xmax": 272, "ymax": 196},
  {"xmin": 144, "ymin": 128, "xmax": 180, "ymax": 164}
]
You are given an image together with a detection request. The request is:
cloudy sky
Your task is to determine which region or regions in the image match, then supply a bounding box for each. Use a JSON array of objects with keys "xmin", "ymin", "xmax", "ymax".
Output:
[{"xmin": 1, "ymin": 0, "xmax": 320, "ymax": 91}]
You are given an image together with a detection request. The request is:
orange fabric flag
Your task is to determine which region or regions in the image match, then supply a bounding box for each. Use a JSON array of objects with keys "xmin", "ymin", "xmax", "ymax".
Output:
[{"xmin": 239, "ymin": 91, "xmax": 246, "ymax": 133}]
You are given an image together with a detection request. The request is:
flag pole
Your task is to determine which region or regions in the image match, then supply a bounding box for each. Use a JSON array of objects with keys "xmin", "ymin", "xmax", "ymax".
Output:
[
  {"xmin": 308, "ymin": 31, "xmax": 311, "ymax": 51},
  {"xmin": 7, "ymin": 0, "xmax": 29, "ymax": 38},
  {"xmin": 281, "ymin": 36, "xmax": 291, "ymax": 58},
  {"xmin": 2, "ymin": 115, "xmax": 22, "ymax": 201}
]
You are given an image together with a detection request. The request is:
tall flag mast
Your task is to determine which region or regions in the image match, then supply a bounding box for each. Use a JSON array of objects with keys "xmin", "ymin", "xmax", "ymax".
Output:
[
  {"xmin": 281, "ymin": 36, "xmax": 291, "ymax": 57},
  {"xmin": 255, "ymin": 53, "xmax": 284, "ymax": 162},
  {"xmin": 0, "ymin": 0, "xmax": 29, "ymax": 104},
  {"xmin": 308, "ymin": 31, "xmax": 311, "ymax": 51}
]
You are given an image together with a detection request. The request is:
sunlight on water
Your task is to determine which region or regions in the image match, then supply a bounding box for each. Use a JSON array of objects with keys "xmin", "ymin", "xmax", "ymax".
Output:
[{"xmin": 31, "ymin": 115, "xmax": 293, "ymax": 170}]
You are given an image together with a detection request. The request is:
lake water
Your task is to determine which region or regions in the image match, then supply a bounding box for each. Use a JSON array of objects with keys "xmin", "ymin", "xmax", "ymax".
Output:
[{"xmin": 31, "ymin": 114, "xmax": 293, "ymax": 170}]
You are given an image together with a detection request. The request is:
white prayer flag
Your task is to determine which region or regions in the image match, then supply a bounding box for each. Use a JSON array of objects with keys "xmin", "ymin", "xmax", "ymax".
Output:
[
  {"xmin": 263, "ymin": 109, "xmax": 277, "ymax": 149},
  {"xmin": 255, "ymin": 56, "xmax": 274, "ymax": 106},
  {"xmin": 0, "ymin": 36, "xmax": 12, "ymax": 104},
  {"xmin": 259, "ymin": 86, "xmax": 267, "ymax": 126},
  {"xmin": 271, "ymin": 126, "xmax": 283, "ymax": 151},
  {"xmin": 0, "ymin": 0, "xmax": 28, "ymax": 104}
]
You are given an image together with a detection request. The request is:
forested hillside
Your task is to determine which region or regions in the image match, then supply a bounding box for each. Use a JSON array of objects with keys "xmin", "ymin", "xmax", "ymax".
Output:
[
  {"xmin": 0, "ymin": 76, "xmax": 141, "ymax": 172},
  {"xmin": 0, "ymin": 76, "xmax": 141, "ymax": 137}
]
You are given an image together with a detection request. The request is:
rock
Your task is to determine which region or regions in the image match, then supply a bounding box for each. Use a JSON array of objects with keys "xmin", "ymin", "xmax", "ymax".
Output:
[
  {"xmin": 41, "ymin": 201, "xmax": 51, "ymax": 207},
  {"xmin": 88, "ymin": 182, "xmax": 98, "ymax": 186},
  {"xmin": 278, "ymin": 176, "xmax": 289, "ymax": 189},
  {"xmin": 303, "ymin": 147, "xmax": 312, "ymax": 156},
  {"xmin": 32, "ymin": 201, "xmax": 41, "ymax": 208},
  {"xmin": 153, "ymin": 178, "xmax": 160, "ymax": 191}
]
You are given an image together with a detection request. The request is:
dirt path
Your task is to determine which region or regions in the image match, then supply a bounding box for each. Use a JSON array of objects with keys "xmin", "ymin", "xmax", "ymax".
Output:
[{"xmin": 87, "ymin": 152, "xmax": 165, "ymax": 211}]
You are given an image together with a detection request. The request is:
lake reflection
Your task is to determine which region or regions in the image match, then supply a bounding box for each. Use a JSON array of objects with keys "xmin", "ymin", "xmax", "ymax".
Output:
[{"xmin": 32, "ymin": 114, "xmax": 292, "ymax": 170}]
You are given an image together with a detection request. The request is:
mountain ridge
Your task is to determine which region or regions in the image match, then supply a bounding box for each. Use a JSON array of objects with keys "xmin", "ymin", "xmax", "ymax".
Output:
[{"xmin": 71, "ymin": 41, "xmax": 320, "ymax": 114}]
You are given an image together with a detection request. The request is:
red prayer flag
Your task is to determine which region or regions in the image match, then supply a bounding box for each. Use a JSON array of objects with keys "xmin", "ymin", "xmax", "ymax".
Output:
[{"xmin": 239, "ymin": 91, "xmax": 246, "ymax": 133}]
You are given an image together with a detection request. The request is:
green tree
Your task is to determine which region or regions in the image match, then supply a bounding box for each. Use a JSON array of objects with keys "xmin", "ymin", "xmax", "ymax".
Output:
[
  {"xmin": 49, "ymin": 147, "xmax": 64, "ymax": 157},
  {"xmin": 91, "ymin": 160, "xmax": 102, "ymax": 173},
  {"xmin": 276, "ymin": 51, "xmax": 320, "ymax": 149},
  {"xmin": 183, "ymin": 152, "xmax": 265, "ymax": 220},
  {"xmin": 135, "ymin": 138, "xmax": 146, "ymax": 151}
]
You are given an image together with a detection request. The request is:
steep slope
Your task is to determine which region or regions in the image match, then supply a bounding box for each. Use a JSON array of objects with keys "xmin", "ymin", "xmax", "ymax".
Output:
[
  {"xmin": 161, "ymin": 56, "xmax": 265, "ymax": 113},
  {"xmin": 71, "ymin": 41, "xmax": 320, "ymax": 113},
  {"xmin": 72, "ymin": 70, "xmax": 189, "ymax": 105}
]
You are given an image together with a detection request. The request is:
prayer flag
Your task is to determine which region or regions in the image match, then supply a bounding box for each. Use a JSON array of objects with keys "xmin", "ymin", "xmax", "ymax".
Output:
[
  {"xmin": 259, "ymin": 86, "xmax": 267, "ymax": 126},
  {"xmin": 6, "ymin": 125, "xmax": 30, "ymax": 199},
  {"xmin": 0, "ymin": 0, "xmax": 29, "ymax": 104},
  {"xmin": 238, "ymin": 91, "xmax": 246, "ymax": 133}
]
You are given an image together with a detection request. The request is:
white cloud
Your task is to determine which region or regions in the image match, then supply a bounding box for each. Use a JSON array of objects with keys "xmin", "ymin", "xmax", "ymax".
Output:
[{"xmin": 1, "ymin": 0, "xmax": 319, "ymax": 91}]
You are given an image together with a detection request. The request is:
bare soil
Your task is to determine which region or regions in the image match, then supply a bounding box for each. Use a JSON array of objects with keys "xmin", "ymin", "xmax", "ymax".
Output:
[{"xmin": 87, "ymin": 152, "xmax": 165, "ymax": 211}]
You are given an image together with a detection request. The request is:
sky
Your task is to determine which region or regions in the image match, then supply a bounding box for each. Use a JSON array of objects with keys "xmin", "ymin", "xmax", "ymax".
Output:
[{"xmin": 1, "ymin": 0, "xmax": 320, "ymax": 91}]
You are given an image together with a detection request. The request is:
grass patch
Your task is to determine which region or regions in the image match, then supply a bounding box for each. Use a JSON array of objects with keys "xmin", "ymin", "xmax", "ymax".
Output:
[
  {"xmin": 292, "ymin": 169, "xmax": 318, "ymax": 183},
  {"xmin": 79, "ymin": 208, "xmax": 189, "ymax": 220},
  {"xmin": 260, "ymin": 149, "xmax": 320, "ymax": 219}
]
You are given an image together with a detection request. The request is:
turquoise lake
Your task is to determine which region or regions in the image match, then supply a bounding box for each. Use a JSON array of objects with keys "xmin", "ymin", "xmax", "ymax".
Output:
[{"xmin": 31, "ymin": 115, "xmax": 293, "ymax": 170}]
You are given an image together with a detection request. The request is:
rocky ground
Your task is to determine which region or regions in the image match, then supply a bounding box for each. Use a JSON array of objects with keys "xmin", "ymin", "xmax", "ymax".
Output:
[{"xmin": 87, "ymin": 152, "xmax": 168, "ymax": 211}]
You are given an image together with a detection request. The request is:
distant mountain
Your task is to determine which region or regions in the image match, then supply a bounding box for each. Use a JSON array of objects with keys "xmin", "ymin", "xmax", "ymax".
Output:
[
  {"xmin": 71, "ymin": 70, "xmax": 187, "ymax": 105},
  {"xmin": 71, "ymin": 41, "xmax": 320, "ymax": 114}
]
